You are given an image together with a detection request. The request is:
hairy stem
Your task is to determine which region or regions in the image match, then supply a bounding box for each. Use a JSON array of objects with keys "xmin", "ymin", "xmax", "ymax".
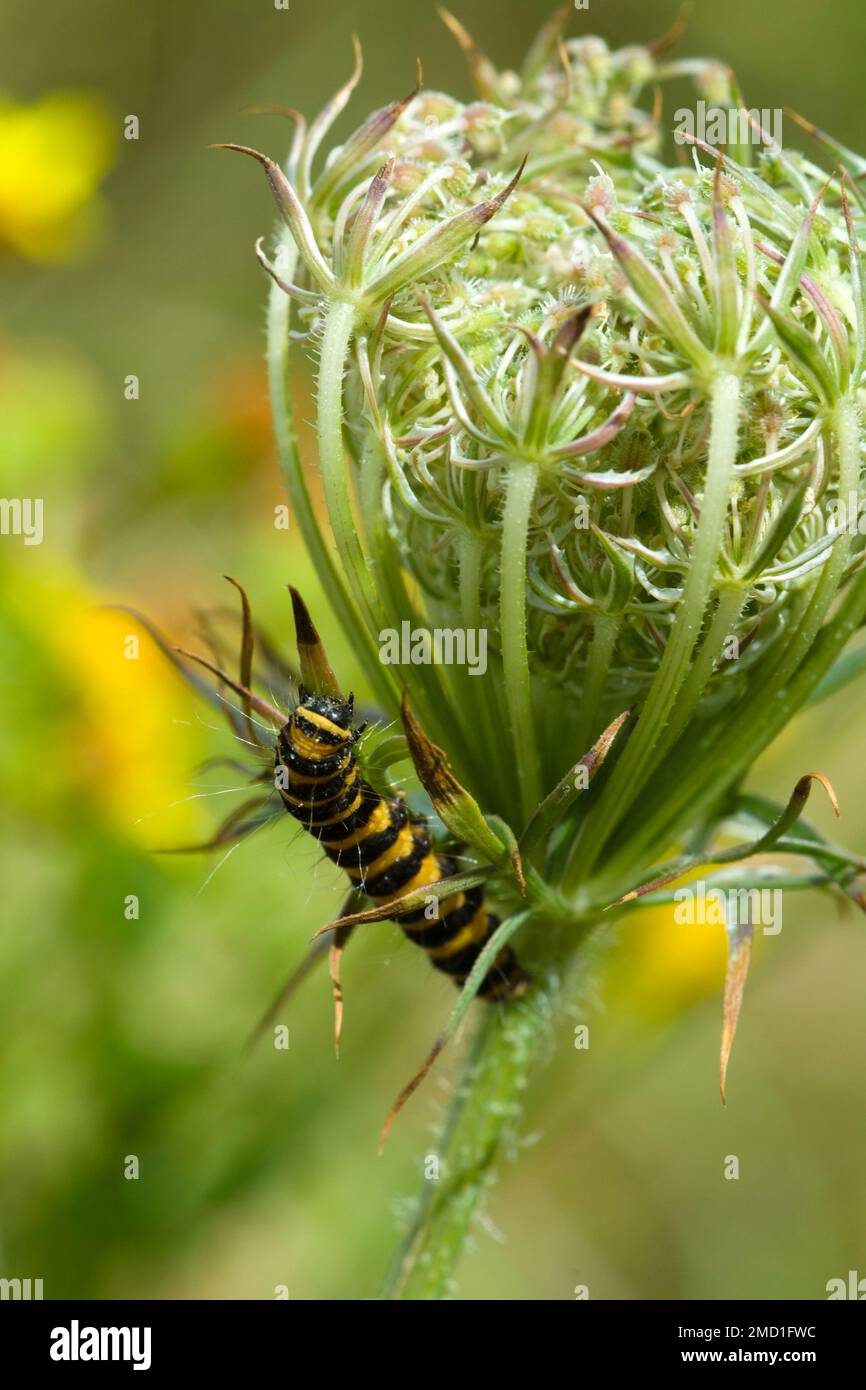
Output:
[
  {"xmin": 569, "ymin": 612, "xmax": 619, "ymax": 770},
  {"xmin": 458, "ymin": 531, "xmax": 513, "ymax": 809},
  {"xmin": 564, "ymin": 371, "xmax": 741, "ymax": 889},
  {"xmin": 762, "ymin": 400, "xmax": 861, "ymax": 688},
  {"xmin": 379, "ymin": 983, "xmax": 553, "ymax": 1300},
  {"xmin": 317, "ymin": 300, "xmax": 379, "ymax": 624},
  {"xmin": 267, "ymin": 252, "xmax": 394, "ymax": 710},
  {"xmin": 646, "ymin": 583, "xmax": 747, "ymax": 771},
  {"xmin": 596, "ymin": 396, "xmax": 865, "ymax": 896},
  {"xmin": 501, "ymin": 462, "xmax": 543, "ymax": 823},
  {"xmin": 597, "ymin": 531, "xmax": 866, "ymax": 900}
]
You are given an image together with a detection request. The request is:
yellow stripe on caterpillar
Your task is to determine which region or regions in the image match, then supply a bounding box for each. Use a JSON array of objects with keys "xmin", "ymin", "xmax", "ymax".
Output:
[
  {"xmin": 373, "ymin": 848, "xmax": 446, "ymax": 906},
  {"xmin": 344, "ymin": 821, "xmax": 416, "ymax": 882},
  {"xmin": 285, "ymin": 753, "xmax": 352, "ymax": 787},
  {"xmin": 291, "ymin": 717, "xmax": 352, "ymax": 760},
  {"xmin": 429, "ymin": 891, "xmax": 465, "ymax": 920},
  {"xmin": 297, "ymin": 706, "xmax": 352, "ymax": 739},
  {"xmin": 299, "ymin": 789, "xmax": 365, "ymax": 828},
  {"xmin": 426, "ymin": 903, "xmax": 490, "ymax": 960},
  {"xmin": 321, "ymin": 797, "xmax": 392, "ymax": 851},
  {"xmin": 281, "ymin": 768, "xmax": 359, "ymax": 810}
]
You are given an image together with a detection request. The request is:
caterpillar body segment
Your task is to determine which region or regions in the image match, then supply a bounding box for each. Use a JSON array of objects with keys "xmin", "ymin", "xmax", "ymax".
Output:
[{"xmin": 276, "ymin": 691, "xmax": 528, "ymax": 1000}]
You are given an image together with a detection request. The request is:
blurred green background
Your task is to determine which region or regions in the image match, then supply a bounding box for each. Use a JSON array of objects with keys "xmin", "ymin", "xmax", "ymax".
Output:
[{"xmin": 1, "ymin": 0, "xmax": 865, "ymax": 1301}]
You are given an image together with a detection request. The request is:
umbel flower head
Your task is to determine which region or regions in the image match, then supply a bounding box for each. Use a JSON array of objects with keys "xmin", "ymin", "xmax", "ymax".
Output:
[{"xmin": 211, "ymin": 9, "xmax": 866, "ymax": 1125}]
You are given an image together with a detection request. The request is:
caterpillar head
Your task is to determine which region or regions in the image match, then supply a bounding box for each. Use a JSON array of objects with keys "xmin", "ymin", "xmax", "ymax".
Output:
[{"xmin": 297, "ymin": 685, "xmax": 355, "ymax": 730}]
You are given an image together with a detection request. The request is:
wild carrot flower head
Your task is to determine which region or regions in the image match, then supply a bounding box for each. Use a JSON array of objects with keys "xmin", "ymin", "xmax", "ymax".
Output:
[{"xmin": 215, "ymin": 10, "xmax": 866, "ymax": 988}]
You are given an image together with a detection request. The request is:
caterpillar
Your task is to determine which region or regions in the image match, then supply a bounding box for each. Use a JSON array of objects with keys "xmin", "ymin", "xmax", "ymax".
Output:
[{"xmin": 275, "ymin": 688, "xmax": 529, "ymax": 1002}]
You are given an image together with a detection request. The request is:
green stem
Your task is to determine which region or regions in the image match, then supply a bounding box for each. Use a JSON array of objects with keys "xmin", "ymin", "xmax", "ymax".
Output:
[
  {"xmin": 564, "ymin": 371, "xmax": 741, "ymax": 890},
  {"xmin": 317, "ymin": 299, "xmax": 381, "ymax": 629},
  {"xmin": 761, "ymin": 402, "xmax": 860, "ymax": 689},
  {"xmin": 501, "ymin": 462, "xmax": 542, "ymax": 824},
  {"xmin": 595, "ymin": 394, "xmax": 864, "ymax": 896},
  {"xmin": 266, "ymin": 247, "xmax": 395, "ymax": 711},
  {"xmin": 646, "ymin": 583, "xmax": 746, "ymax": 771},
  {"xmin": 596, "ymin": 522, "xmax": 866, "ymax": 901},
  {"xmin": 379, "ymin": 979, "xmax": 555, "ymax": 1300},
  {"xmin": 457, "ymin": 530, "xmax": 483, "ymax": 643},
  {"xmin": 379, "ymin": 901, "xmax": 609, "ymax": 1300},
  {"xmin": 458, "ymin": 531, "xmax": 512, "ymax": 811},
  {"xmin": 570, "ymin": 613, "xmax": 619, "ymax": 769},
  {"xmin": 370, "ymin": 514, "xmax": 489, "ymax": 792}
]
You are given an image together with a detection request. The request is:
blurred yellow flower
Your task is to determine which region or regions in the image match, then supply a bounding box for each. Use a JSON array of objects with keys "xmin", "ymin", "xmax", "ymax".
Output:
[
  {"xmin": 53, "ymin": 600, "xmax": 206, "ymax": 843},
  {"xmin": 609, "ymin": 899, "xmax": 728, "ymax": 1022},
  {"xmin": 5, "ymin": 566, "xmax": 206, "ymax": 844},
  {"xmin": 603, "ymin": 862, "xmax": 745, "ymax": 1025},
  {"xmin": 0, "ymin": 91, "xmax": 116, "ymax": 261}
]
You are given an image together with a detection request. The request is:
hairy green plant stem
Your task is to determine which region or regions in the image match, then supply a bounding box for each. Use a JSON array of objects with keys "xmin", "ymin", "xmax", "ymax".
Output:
[
  {"xmin": 380, "ymin": 959, "xmax": 558, "ymax": 1299},
  {"xmin": 317, "ymin": 298, "xmax": 381, "ymax": 629},
  {"xmin": 649, "ymin": 583, "xmax": 747, "ymax": 768},
  {"xmin": 266, "ymin": 242, "xmax": 395, "ymax": 712},
  {"xmin": 563, "ymin": 372, "xmax": 742, "ymax": 890},
  {"xmin": 457, "ymin": 531, "xmax": 513, "ymax": 809},
  {"xmin": 569, "ymin": 612, "xmax": 619, "ymax": 769},
  {"xmin": 763, "ymin": 400, "xmax": 861, "ymax": 687},
  {"xmin": 501, "ymin": 462, "xmax": 543, "ymax": 823},
  {"xmin": 594, "ymin": 470, "xmax": 866, "ymax": 900}
]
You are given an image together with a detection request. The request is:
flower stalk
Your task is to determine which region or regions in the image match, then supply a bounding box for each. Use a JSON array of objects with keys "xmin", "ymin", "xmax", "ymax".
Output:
[
  {"xmin": 565, "ymin": 370, "xmax": 742, "ymax": 888},
  {"xmin": 379, "ymin": 990, "xmax": 550, "ymax": 1300},
  {"xmin": 501, "ymin": 461, "xmax": 542, "ymax": 822}
]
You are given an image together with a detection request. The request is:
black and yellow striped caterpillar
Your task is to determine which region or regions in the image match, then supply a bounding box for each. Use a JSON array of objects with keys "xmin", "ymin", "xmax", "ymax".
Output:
[
  {"xmin": 276, "ymin": 688, "xmax": 529, "ymax": 1002},
  {"xmin": 147, "ymin": 581, "xmax": 530, "ymax": 1017}
]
